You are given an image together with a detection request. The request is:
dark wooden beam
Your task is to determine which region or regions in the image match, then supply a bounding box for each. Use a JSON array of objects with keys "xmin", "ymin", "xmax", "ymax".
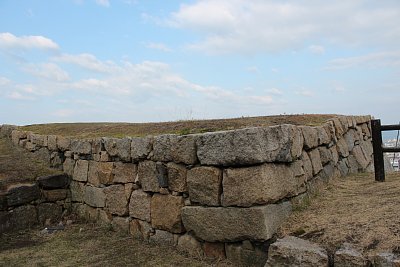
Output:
[{"xmin": 371, "ymin": 119, "xmax": 385, "ymax": 182}]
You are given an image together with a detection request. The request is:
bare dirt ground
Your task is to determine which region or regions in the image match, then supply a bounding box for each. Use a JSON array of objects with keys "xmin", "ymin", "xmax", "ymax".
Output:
[
  {"xmin": 20, "ymin": 114, "xmax": 335, "ymax": 138},
  {"xmin": 279, "ymin": 172, "xmax": 400, "ymax": 256}
]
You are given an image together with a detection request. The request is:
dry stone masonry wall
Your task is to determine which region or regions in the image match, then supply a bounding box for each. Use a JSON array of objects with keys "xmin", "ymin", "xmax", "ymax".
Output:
[{"xmin": 1, "ymin": 115, "xmax": 373, "ymax": 266}]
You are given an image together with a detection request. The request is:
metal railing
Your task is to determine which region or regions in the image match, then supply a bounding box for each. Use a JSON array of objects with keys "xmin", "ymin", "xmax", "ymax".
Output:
[{"xmin": 371, "ymin": 119, "xmax": 400, "ymax": 181}]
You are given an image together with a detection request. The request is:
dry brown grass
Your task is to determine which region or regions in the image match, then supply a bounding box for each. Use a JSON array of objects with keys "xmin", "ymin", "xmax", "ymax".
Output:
[
  {"xmin": 0, "ymin": 224, "xmax": 231, "ymax": 267},
  {"xmin": 0, "ymin": 137, "xmax": 60, "ymax": 190},
  {"xmin": 279, "ymin": 172, "xmax": 400, "ymax": 255},
  {"xmin": 20, "ymin": 114, "xmax": 336, "ymax": 138}
]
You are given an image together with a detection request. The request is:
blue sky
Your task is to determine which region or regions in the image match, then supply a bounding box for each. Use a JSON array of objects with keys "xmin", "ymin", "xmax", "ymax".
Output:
[{"xmin": 0, "ymin": 0, "xmax": 400, "ymax": 126}]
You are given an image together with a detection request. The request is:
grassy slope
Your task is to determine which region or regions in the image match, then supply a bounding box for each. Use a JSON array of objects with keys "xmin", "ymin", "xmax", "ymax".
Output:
[
  {"xmin": 279, "ymin": 172, "xmax": 400, "ymax": 255},
  {"xmin": 20, "ymin": 114, "xmax": 336, "ymax": 138}
]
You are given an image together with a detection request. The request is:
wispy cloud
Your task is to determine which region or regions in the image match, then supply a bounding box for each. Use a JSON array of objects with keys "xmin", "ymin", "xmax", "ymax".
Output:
[
  {"xmin": 246, "ymin": 66, "xmax": 259, "ymax": 73},
  {"xmin": 95, "ymin": 0, "xmax": 110, "ymax": 7},
  {"xmin": 0, "ymin": 32, "xmax": 59, "ymax": 50},
  {"xmin": 53, "ymin": 53, "xmax": 120, "ymax": 73},
  {"xmin": 266, "ymin": 88, "xmax": 283, "ymax": 95},
  {"xmin": 145, "ymin": 42, "xmax": 172, "ymax": 52},
  {"xmin": 326, "ymin": 51, "xmax": 400, "ymax": 70},
  {"xmin": 309, "ymin": 45, "xmax": 325, "ymax": 54},
  {"xmin": 296, "ymin": 90, "xmax": 314, "ymax": 97},
  {"xmin": 22, "ymin": 62, "xmax": 70, "ymax": 82}
]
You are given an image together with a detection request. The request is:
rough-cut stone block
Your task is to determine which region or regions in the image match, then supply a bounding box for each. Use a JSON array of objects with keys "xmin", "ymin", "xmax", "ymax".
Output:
[
  {"xmin": 223, "ymin": 164, "xmax": 301, "ymax": 207},
  {"xmin": 138, "ymin": 161, "xmax": 159, "ymax": 192},
  {"xmin": 34, "ymin": 147, "xmax": 51, "ymax": 163},
  {"xmin": 104, "ymin": 137, "xmax": 131, "ymax": 162},
  {"xmin": 88, "ymin": 161, "xmax": 114, "ymax": 186},
  {"xmin": 149, "ymin": 230, "xmax": 175, "ymax": 245},
  {"xmin": 187, "ymin": 166, "xmax": 222, "ymax": 206},
  {"xmin": 42, "ymin": 189, "xmax": 68, "ymax": 201},
  {"xmin": 131, "ymin": 136, "xmax": 153, "ymax": 162},
  {"xmin": 47, "ymin": 135, "xmax": 57, "ymax": 151},
  {"xmin": 84, "ymin": 186, "xmax": 106, "ymax": 208},
  {"xmin": 11, "ymin": 130, "xmax": 27, "ymax": 146},
  {"xmin": 113, "ymin": 162, "xmax": 137, "ymax": 183},
  {"xmin": 316, "ymin": 126, "xmax": 330, "ymax": 146},
  {"xmin": 63, "ymin": 158, "xmax": 75, "ymax": 176},
  {"xmin": 330, "ymin": 146, "xmax": 339, "ymax": 165},
  {"xmin": 308, "ymin": 148, "xmax": 323, "ymax": 175},
  {"xmin": 7, "ymin": 184, "xmax": 40, "ymax": 206},
  {"xmin": 30, "ymin": 133, "xmax": 45, "ymax": 146},
  {"xmin": 344, "ymin": 129, "xmax": 357, "ymax": 151},
  {"xmin": 203, "ymin": 242, "xmax": 226, "ymax": 259},
  {"xmin": 337, "ymin": 158, "xmax": 349, "ymax": 177},
  {"xmin": 70, "ymin": 181, "xmax": 85, "ymax": 202},
  {"xmin": 331, "ymin": 118, "xmax": 344, "ymax": 138},
  {"xmin": 37, "ymin": 174, "xmax": 70, "ymax": 189},
  {"xmin": 351, "ymin": 145, "xmax": 369, "ymax": 170},
  {"xmin": 91, "ymin": 138, "xmax": 103, "ymax": 154},
  {"xmin": 266, "ymin": 236, "xmax": 328, "ymax": 267},
  {"xmin": 153, "ymin": 134, "xmax": 197, "ymax": 165},
  {"xmin": 73, "ymin": 160, "xmax": 89, "ymax": 182},
  {"xmin": 335, "ymin": 243, "xmax": 366, "ymax": 266},
  {"xmin": 302, "ymin": 151, "xmax": 313, "ymax": 180},
  {"xmin": 167, "ymin": 162, "xmax": 187, "ymax": 193},
  {"xmin": 318, "ymin": 146, "xmax": 332, "ymax": 166},
  {"xmin": 104, "ymin": 185, "xmax": 128, "ymax": 216},
  {"xmin": 182, "ymin": 203, "xmax": 292, "ymax": 242},
  {"xmin": 177, "ymin": 234, "xmax": 203, "ymax": 257},
  {"xmin": 38, "ymin": 203, "xmax": 62, "ymax": 225},
  {"xmin": 71, "ymin": 139, "xmax": 92, "ymax": 155},
  {"xmin": 57, "ymin": 136, "xmax": 71, "ymax": 151},
  {"xmin": 25, "ymin": 141, "xmax": 37, "ymax": 152},
  {"xmin": 151, "ymin": 194, "xmax": 185, "ymax": 233},
  {"xmin": 197, "ymin": 125, "xmax": 302, "ymax": 166},
  {"xmin": 129, "ymin": 189, "xmax": 151, "ymax": 222},
  {"xmin": 225, "ymin": 242, "xmax": 268, "ymax": 267},
  {"xmin": 50, "ymin": 152, "xmax": 64, "ymax": 169},
  {"xmin": 300, "ymin": 126, "xmax": 319, "ymax": 150},
  {"xmin": 337, "ymin": 138, "xmax": 350, "ymax": 158}
]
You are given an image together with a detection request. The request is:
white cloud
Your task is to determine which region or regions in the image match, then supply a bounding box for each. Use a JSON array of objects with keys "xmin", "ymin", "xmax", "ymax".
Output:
[
  {"xmin": 309, "ymin": 45, "xmax": 325, "ymax": 54},
  {"xmin": 23, "ymin": 63, "xmax": 70, "ymax": 82},
  {"xmin": 145, "ymin": 42, "xmax": 172, "ymax": 52},
  {"xmin": 266, "ymin": 88, "xmax": 283, "ymax": 95},
  {"xmin": 95, "ymin": 0, "xmax": 110, "ymax": 7},
  {"xmin": 166, "ymin": 1, "xmax": 400, "ymax": 54},
  {"xmin": 296, "ymin": 90, "xmax": 314, "ymax": 97},
  {"xmin": 326, "ymin": 50, "xmax": 400, "ymax": 70},
  {"xmin": 246, "ymin": 66, "xmax": 259, "ymax": 73},
  {"xmin": 0, "ymin": 32, "xmax": 59, "ymax": 50},
  {"xmin": 53, "ymin": 53, "xmax": 120, "ymax": 73},
  {"xmin": 7, "ymin": 91, "xmax": 35, "ymax": 100},
  {"xmin": 0, "ymin": 77, "xmax": 11, "ymax": 86}
]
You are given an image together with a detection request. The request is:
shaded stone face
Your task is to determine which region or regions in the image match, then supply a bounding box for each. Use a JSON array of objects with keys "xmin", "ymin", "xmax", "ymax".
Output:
[
  {"xmin": 131, "ymin": 136, "xmax": 153, "ymax": 162},
  {"xmin": 153, "ymin": 134, "xmax": 198, "ymax": 165},
  {"xmin": 129, "ymin": 190, "xmax": 151, "ymax": 222},
  {"xmin": 222, "ymin": 164, "xmax": 299, "ymax": 207},
  {"xmin": 104, "ymin": 137, "xmax": 131, "ymax": 162},
  {"xmin": 167, "ymin": 162, "xmax": 187, "ymax": 193},
  {"xmin": 73, "ymin": 160, "xmax": 89, "ymax": 182},
  {"xmin": 88, "ymin": 161, "xmax": 114, "ymax": 186},
  {"xmin": 138, "ymin": 161, "xmax": 160, "ymax": 192},
  {"xmin": 37, "ymin": 203, "xmax": 62, "ymax": 225},
  {"xmin": 37, "ymin": 174, "xmax": 70, "ymax": 189},
  {"xmin": 187, "ymin": 166, "xmax": 222, "ymax": 206},
  {"xmin": 151, "ymin": 194, "xmax": 185, "ymax": 234},
  {"xmin": 182, "ymin": 203, "xmax": 292, "ymax": 242},
  {"xmin": 57, "ymin": 136, "xmax": 71, "ymax": 151},
  {"xmin": 104, "ymin": 185, "xmax": 128, "ymax": 216},
  {"xmin": 6, "ymin": 184, "xmax": 40, "ymax": 207},
  {"xmin": 70, "ymin": 181, "xmax": 85, "ymax": 202},
  {"xmin": 113, "ymin": 162, "xmax": 137, "ymax": 184},
  {"xmin": 71, "ymin": 139, "xmax": 92, "ymax": 155},
  {"xmin": 84, "ymin": 186, "xmax": 106, "ymax": 208}
]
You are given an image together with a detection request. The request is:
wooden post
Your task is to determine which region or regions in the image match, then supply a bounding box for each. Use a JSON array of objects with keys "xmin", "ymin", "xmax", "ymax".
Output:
[{"xmin": 371, "ymin": 119, "xmax": 385, "ymax": 182}]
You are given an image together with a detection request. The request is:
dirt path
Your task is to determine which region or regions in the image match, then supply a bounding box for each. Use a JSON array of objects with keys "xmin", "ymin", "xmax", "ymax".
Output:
[{"xmin": 279, "ymin": 172, "xmax": 400, "ymax": 255}]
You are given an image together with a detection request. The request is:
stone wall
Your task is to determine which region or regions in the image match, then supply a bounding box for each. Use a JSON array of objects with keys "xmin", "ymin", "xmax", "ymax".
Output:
[{"xmin": 1, "ymin": 115, "xmax": 373, "ymax": 266}]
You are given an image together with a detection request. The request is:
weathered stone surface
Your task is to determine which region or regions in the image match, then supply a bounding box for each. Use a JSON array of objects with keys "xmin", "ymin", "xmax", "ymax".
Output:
[
  {"xmin": 34, "ymin": 147, "xmax": 51, "ymax": 163},
  {"xmin": 131, "ymin": 136, "xmax": 153, "ymax": 162},
  {"xmin": 25, "ymin": 141, "xmax": 37, "ymax": 152},
  {"xmin": 182, "ymin": 203, "xmax": 292, "ymax": 242},
  {"xmin": 316, "ymin": 126, "xmax": 330, "ymax": 146},
  {"xmin": 57, "ymin": 136, "xmax": 71, "ymax": 151},
  {"xmin": 151, "ymin": 194, "xmax": 185, "ymax": 233},
  {"xmin": 330, "ymin": 146, "xmax": 339, "ymax": 165},
  {"xmin": 37, "ymin": 174, "xmax": 70, "ymax": 189},
  {"xmin": 11, "ymin": 130, "xmax": 27, "ymax": 146},
  {"xmin": 63, "ymin": 158, "xmax": 75, "ymax": 177},
  {"xmin": 98, "ymin": 209, "xmax": 112, "ymax": 225},
  {"xmin": 71, "ymin": 139, "xmax": 92, "ymax": 155},
  {"xmin": 91, "ymin": 138, "xmax": 103, "ymax": 154},
  {"xmin": 203, "ymin": 242, "xmax": 226, "ymax": 259},
  {"xmin": 308, "ymin": 148, "xmax": 323, "ymax": 175},
  {"xmin": 50, "ymin": 151, "xmax": 64, "ymax": 169},
  {"xmin": 223, "ymin": 164, "xmax": 301, "ymax": 207},
  {"xmin": 337, "ymin": 137, "xmax": 350, "ymax": 158},
  {"xmin": 30, "ymin": 133, "xmax": 45, "ymax": 146},
  {"xmin": 347, "ymin": 155, "xmax": 360, "ymax": 174},
  {"xmin": 167, "ymin": 162, "xmax": 187, "ymax": 193},
  {"xmin": 38, "ymin": 203, "xmax": 62, "ymax": 225},
  {"xmin": 138, "ymin": 161, "xmax": 159, "ymax": 192},
  {"xmin": 113, "ymin": 162, "xmax": 136, "ymax": 183},
  {"xmin": 226, "ymin": 242, "xmax": 268, "ymax": 267},
  {"xmin": 266, "ymin": 236, "xmax": 328, "ymax": 267},
  {"xmin": 338, "ymin": 158, "xmax": 349, "ymax": 177},
  {"xmin": 104, "ymin": 185, "xmax": 128, "ymax": 216},
  {"xmin": 73, "ymin": 160, "xmax": 89, "ymax": 182},
  {"xmin": 156, "ymin": 162, "xmax": 168, "ymax": 188},
  {"xmin": 104, "ymin": 137, "xmax": 131, "ymax": 162},
  {"xmin": 42, "ymin": 189, "xmax": 68, "ymax": 201},
  {"xmin": 330, "ymin": 118, "xmax": 345, "ymax": 138},
  {"xmin": 129, "ymin": 190, "xmax": 151, "ymax": 222},
  {"xmin": 187, "ymin": 166, "xmax": 222, "ymax": 206},
  {"xmin": 177, "ymin": 234, "xmax": 203, "ymax": 257},
  {"xmin": 111, "ymin": 216, "xmax": 130, "ymax": 234},
  {"xmin": 2, "ymin": 205, "xmax": 37, "ymax": 232},
  {"xmin": 300, "ymin": 126, "xmax": 319, "ymax": 150},
  {"xmin": 70, "ymin": 181, "xmax": 85, "ymax": 202},
  {"xmin": 302, "ymin": 151, "xmax": 314, "ymax": 180},
  {"xmin": 7, "ymin": 184, "xmax": 40, "ymax": 206},
  {"xmin": 344, "ymin": 130, "xmax": 357, "ymax": 151},
  {"xmin": 318, "ymin": 146, "xmax": 332, "ymax": 166},
  {"xmin": 335, "ymin": 243, "xmax": 366, "ymax": 266},
  {"xmin": 149, "ymin": 230, "xmax": 175, "ymax": 245},
  {"xmin": 88, "ymin": 161, "xmax": 114, "ymax": 186},
  {"xmin": 0, "ymin": 192, "xmax": 7, "ymax": 211},
  {"xmin": 84, "ymin": 186, "xmax": 106, "ymax": 208},
  {"xmin": 197, "ymin": 125, "xmax": 302, "ymax": 166},
  {"xmin": 153, "ymin": 134, "xmax": 197, "ymax": 165},
  {"xmin": 47, "ymin": 135, "xmax": 57, "ymax": 151},
  {"xmin": 130, "ymin": 219, "xmax": 153, "ymax": 241}
]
